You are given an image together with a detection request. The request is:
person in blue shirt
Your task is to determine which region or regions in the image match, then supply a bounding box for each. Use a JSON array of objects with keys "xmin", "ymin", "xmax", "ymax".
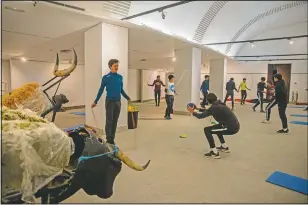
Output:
[
  {"xmin": 91, "ymin": 59, "xmax": 131, "ymax": 145},
  {"xmin": 200, "ymin": 75, "xmax": 210, "ymax": 107}
]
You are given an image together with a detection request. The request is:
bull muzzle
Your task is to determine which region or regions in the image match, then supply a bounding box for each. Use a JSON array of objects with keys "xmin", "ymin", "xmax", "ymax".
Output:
[{"xmin": 53, "ymin": 48, "xmax": 77, "ymax": 77}]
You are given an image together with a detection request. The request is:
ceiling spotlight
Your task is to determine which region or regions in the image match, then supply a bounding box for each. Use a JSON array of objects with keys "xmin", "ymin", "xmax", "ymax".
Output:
[
  {"xmin": 250, "ymin": 42, "xmax": 255, "ymax": 48},
  {"xmin": 172, "ymin": 57, "xmax": 176, "ymax": 62},
  {"xmin": 289, "ymin": 40, "xmax": 294, "ymax": 45},
  {"xmin": 21, "ymin": 57, "xmax": 27, "ymax": 62},
  {"xmin": 160, "ymin": 10, "xmax": 166, "ymax": 20}
]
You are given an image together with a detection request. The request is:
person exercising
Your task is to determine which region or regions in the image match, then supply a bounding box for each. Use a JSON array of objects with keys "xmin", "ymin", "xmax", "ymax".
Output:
[
  {"xmin": 273, "ymin": 74, "xmax": 289, "ymax": 134},
  {"xmin": 224, "ymin": 78, "xmax": 238, "ymax": 110},
  {"xmin": 200, "ymin": 75, "xmax": 210, "ymax": 107},
  {"xmin": 91, "ymin": 59, "xmax": 131, "ymax": 145},
  {"xmin": 187, "ymin": 93, "xmax": 240, "ymax": 159},
  {"xmin": 252, "ymin": 77, "xmax": 266, "ymax": 113},
  {"xmin": 262, "ymin": 80, "xmax": 276, "ymax": 124},
  {"xmin": 304, "ymin": 88, "xmax": 308, "ymax": 111},
  {"xmin": 238, "ymin": 78, "xmax": 251, "ymax": 105},
  {"xmin": 148, "ymin": 75, "xmax": 165, "ymax": 107}
]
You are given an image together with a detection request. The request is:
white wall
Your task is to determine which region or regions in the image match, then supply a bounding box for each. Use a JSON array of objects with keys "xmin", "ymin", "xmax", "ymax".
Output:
[
  {"xmin": 128, "ymin": 69, "xmax": 141, "ymax": 101},
  {"xmin": 200, "ymin": 60, "xmax": 308, "ymax": 103},
  {"xmin": 10, "ymin": 59, "xmax": 85, "ymax": 107},
  {"xmin": 1, "ymin": 60, "xmax": 11, "ymax": 94},
  {"xmin": 141, "ymin": 69, "xmax": 166, "ymax": 101},
  {"xmin": 227, "ymin": 60, "xmax": 308, "ymax": 103}
]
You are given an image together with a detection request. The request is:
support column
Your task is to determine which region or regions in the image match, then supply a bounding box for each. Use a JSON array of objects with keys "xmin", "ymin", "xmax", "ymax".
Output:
[
  {"xmin": 174, "ymin": 47, "xmax": 201, "ymax": 114},
  {"xmin": 209, "ymin": 58, "xmax": 227, "ymax": 101},
  {"xmin": 84, "ymin": 23, "xmax": 128, "ymax": 131}
]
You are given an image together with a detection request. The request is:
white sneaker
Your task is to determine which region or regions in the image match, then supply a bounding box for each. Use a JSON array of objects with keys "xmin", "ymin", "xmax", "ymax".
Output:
[{"xmin": 261, "ymin": 120, "xmax": 271, "ymax": 124}]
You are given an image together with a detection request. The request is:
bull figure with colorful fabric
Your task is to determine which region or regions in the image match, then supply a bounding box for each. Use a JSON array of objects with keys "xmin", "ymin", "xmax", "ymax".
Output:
[{"xmin": 1, "ymin": 50, "xmax": 151, "ymax": 204}]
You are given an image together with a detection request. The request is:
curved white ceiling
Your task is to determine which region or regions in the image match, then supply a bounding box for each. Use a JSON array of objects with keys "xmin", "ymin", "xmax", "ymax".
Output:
[{"xmin": 126, "ymin": 1, "xmax": 308, "ymax": 57}]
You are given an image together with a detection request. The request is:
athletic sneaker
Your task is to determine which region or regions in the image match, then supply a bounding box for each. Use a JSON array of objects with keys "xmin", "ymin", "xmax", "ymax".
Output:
[
  {"xmin": 261, "ymin": 120, "xmax": 271, "ymax": 124},
  {"xmin": 277, "ymin": 129, "xmax": 289, "ymax": 134},
  {"xmin": 260, "ymin": 110, "xmax": 265, "ymax": 113},
  {"xmin": 204, "ymin": 151, "xmax": 220, "ymax": 159},
  {"xmin": 216, "ymin": 146, "xmax": 230, "ymax": 153},
  {"xmin": 164, "ymin": 116, "xmax": 172, "ymax": 120},
  {"xmin": 252, "ymin": 107, "xmax": 256, "ymax": 112}
]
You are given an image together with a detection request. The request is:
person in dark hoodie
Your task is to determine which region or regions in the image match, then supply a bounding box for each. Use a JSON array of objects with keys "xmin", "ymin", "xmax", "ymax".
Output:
[
  {"xmin": 223, "ymin": 78, "xmax": 238, "ymax": 110},
  {"xmin": 92, "ymin": 59, "xmax": 131, "ymax": 145},
  {"xmin": 200, "ymin": 75, "xmax": 210, "ymax": 107},
  {"xmin": 148, "ymin": 75, "xmax": 165, "ymax": 107},
  {"xmin": 273, "ymin": 73, "xmax": 289, "ymax": 134},
  {"xmin": 187, "ymin": 93, "xmax": 240, "ymax": 159},
  {"xmin": 252, "ymin": 77, "xmax": 267, "ymax": 113}
]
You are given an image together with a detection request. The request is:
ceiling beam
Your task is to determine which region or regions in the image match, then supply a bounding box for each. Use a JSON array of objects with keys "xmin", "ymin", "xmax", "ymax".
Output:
[
  {"xmin": 204, "ymin": 35, "xmax": 308, "ymax": 45},
  {"xmin": 122, "ymin": 1, "xmax": 195, "ymax": 20},
  {"xmin": 237, "ymin": 58, "xmax": 308, "ymax": 62},
  {"xmin": 232, "ymin": 54, "xmax": 308, "ymax": 58}
]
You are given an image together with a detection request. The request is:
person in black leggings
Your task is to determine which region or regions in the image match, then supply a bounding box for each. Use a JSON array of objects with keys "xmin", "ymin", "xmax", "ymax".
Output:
[
  {"xmin": 252, "ymin": 77, "xmax": 266, "ymax": 113},
  {"xmin": 304, "ymin": 88, "xmax": 308, "ymax": 111},
  {"xmin": 262, "ymin": 80, "xmax": 276, "ymax": 123},
  {"xmin": 187, "ymin": 93, "xmax": 240, "ymax": 159},
  {"xmin": 273, "ymin": 74, "xmax": 289, "ymax": 134}
]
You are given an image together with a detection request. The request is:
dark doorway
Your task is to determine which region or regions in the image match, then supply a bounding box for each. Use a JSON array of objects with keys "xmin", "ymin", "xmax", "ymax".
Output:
[{"xmin": 268, "ymin": 64, "xmax": 291, "ymax": 100}]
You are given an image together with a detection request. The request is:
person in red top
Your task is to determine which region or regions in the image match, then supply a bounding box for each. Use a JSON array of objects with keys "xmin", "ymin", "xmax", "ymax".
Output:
[{"xmin": 148, "ymin": 75, "xmax": 165, "ymax": 107}]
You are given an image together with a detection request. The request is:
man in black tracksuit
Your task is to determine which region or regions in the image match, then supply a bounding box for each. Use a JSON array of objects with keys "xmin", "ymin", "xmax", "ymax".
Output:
[
  {"xmin": 187, "ymin": 93, "xmax": 240, "ymax": 159},
  {"xmin": 223, "ymin": 78, "xmax": 238, "ymax": 110},
  {"xmin": 273, "ymin": 74, "xmax": 289, "ymax": 134},
  {"xmin": 252, "ymin": 77, "xmax": 266, "ymax": 113}
]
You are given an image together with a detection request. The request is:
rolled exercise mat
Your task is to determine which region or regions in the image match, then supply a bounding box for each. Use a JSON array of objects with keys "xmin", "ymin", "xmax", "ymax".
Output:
[
  {"xmin": 290, "ymin": 114, "xmax": 308, "ymax": 117},
  {"xmin": 289, "ymin": 121, "xmax": 308, "ymax": 125},
  {"xmin": 266, "ymin": 171, "xmax": 308, "ymax": 195},
  {"xmin": 288, "ymin": 106, "xmax": 307, "ymax": 108},
  {"xmin": 70, "ymin": 112, "xmax": 86, "ymax": 116}
]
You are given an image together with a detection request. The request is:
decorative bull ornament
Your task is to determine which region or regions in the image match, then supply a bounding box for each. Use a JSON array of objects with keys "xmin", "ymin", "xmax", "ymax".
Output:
[{"xmin": 53, "ymin": 48, "xmax": 77, "ymax": 77}]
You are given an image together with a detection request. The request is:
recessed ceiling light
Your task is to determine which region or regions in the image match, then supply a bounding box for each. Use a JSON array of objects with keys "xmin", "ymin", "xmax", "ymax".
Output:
[
  {"xmin": 289, "ymin": 40, "xmax": 294, "ymax": 45},
  {"xmin": 5, "ymin": 6, "xmax": 25, "ymax": 12},
  {"xmin": 172, "ymin": 57, "xmax": 176, "ymax": 62},
  {"xmin": 21, "ymin": 57, "xmax": 27, "ymax": 62}
]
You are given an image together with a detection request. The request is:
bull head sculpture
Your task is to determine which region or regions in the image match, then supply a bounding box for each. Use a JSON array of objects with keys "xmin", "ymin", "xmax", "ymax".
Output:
[{"xmin": 53, "ymin": 48, "xmax": 77, "ymax": 77}]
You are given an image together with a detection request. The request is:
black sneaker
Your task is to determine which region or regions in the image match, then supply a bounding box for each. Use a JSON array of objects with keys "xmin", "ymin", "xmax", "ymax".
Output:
[
  {"xmin": 277, "ymin": 129, "xmax": 289, "ymax": 134},
  {"xmin": 204, "ymin": 151, "xmax": 220, "ymax": 159},
  {"xmin": 252, "ymin": 107, "xmax": 256, "ymax": 112},
  {"xmin": 216, "ymin": 146, "xmax": 230, "ymax": 153},
  {"xmin": 260, "ymin": 110, "xmax": 265, "ymax": 113}
]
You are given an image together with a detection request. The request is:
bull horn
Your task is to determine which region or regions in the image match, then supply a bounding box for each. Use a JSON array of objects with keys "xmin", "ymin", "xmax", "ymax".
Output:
[
  {"xmin": 116, "ymin": 149, "xmax": 151, "ymax": 171},
  {"xmin": 53, "ymin": 48, "xmax": 77, "ymax": 77}
]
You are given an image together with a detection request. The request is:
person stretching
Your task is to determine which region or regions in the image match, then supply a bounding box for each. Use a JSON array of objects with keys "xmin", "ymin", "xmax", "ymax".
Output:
[
  {"xmin": 187, "ymin": 93, "xmax": 240, "ymax": 159},
  {"xmin": 223, "ymin": 78, "xmax": 238, "ymax": 110},
  {"xmin": 252, "ymin": 77, "xmax": 266, "ymax": 113},
  {"xmin": 200, "ymin": 75, "xmax": 210, "ymax": 107},
  {"xmin": 238, "ymin": 78, "xmax": 251, "ymax": 105},
  {"xmin": 148, "ymin": 75, "xmax": 165, "ymax": 107},
  {"xmin": 262, "ymin": 80, "xmax": 276, "ymax": 124},
  {"xmin": 273, "ymin": 74, "xmax": 289, "ymax": 134},
  {"xmin": 91, "ymin": 59, "xmax": 131, "ymax": 145}
]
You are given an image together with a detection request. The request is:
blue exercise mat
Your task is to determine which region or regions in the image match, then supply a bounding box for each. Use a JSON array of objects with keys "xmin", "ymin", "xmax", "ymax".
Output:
[
  {"xmin": 266, "ymin": 171, "xmax": 308, "ymax": 195},
  {"xmin": 70, "ymin": 112, "xmax": 86, "ymax": 116},
  {"xmin": 288, "ymin": 106, "xmax": 307, "ymax": 108},
  {"xmin": 63, "ymin": 124, "xmax": 84, "ymax": 132},
  {"xmin": 290, "ymin": 121, "xmax": 308, "ymax": 125},
  {"xmin": 290, "ymin": 114, "xmax": 308, "ymax": 118}
]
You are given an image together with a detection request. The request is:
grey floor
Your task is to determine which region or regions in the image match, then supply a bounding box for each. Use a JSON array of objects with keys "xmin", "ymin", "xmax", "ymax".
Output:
[{"xmin": 51, "ymin": 101, "xmax": 308, "ymax": 203}]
